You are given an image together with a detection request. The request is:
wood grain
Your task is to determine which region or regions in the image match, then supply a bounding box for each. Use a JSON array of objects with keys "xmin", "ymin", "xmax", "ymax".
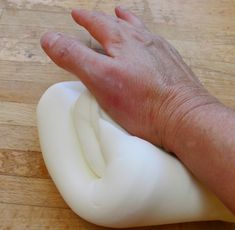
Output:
[
  {"xmin": 0, "ymin": 149, "xmax": 49, "ymax": 178},
  {"xmin": 0, "ymin": 0, "xmax": 235, "ymax": 229}
]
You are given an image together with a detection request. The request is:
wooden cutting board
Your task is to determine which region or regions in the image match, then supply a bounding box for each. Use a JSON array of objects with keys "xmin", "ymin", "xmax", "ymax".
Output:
[{"xmin": 0, "ymin": 0, "xmax": 235, "ymax": 229}]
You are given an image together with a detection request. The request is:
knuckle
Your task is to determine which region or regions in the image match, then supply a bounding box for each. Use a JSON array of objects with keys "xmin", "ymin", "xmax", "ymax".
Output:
[
  {"xmin": 110, "ymin": 28, "xmax": 123, "ymax": 43},
  {"xmin": 90, "ymin": 12, "xmax": 107, "ymax": 27},
  {"xmin": 131, "ymin": 29, "xmax": 153, "ymax": 44},
  {"xmin": 51, "ymin": 37, "xmax": 78, "ymax": 67},
  {"xmin": 90, "ymin": 12, "xmax": 100, "ymax": 21},
  {"xmin": 104, "ymin": 29, "xmax": 124, "ymax": 54},
  {"xmin": 103, "ymin": 62, "xmax": 119, "ymax": 76},
  {"xmin": 107, "ymin": 26, "xmax": 123, "ymax": 45},
  {"xmin": 57, "ymin": 39, "xmax": 77, "ymax": 60}
]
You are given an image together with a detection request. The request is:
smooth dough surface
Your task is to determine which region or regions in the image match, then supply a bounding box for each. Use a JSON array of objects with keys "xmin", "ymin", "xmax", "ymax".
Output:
[{"xmin": 37, "ymin": 81, "xmax": 235, "ymax": 228}]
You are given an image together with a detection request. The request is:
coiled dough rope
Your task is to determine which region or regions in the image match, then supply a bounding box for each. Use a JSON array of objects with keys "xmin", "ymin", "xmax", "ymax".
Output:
[{"xmin": 37, "ymin": 81, "xmax": 235, "ymax": 228}]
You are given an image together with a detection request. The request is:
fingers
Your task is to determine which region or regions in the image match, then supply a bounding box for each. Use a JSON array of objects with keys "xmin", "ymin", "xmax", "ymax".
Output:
[
  {"xmin": 115, "ymin": 6, "xmax": 146, "ymax": 29},
  {"xmin": 71, "ymin": 9, "xmax": 123, "ymax": 52},
  {"xmin": 40, "ymin": 32, "xmax": 111, "ymax": 86}
]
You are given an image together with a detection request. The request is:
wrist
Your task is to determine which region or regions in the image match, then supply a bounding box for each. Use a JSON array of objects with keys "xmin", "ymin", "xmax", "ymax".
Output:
[
  {"xmin": 156, "ymin": 86, "xmax": 220, "ymax": 153},
  {"xmin": 160, "ymin": 94, "xmax": 235, "ymax": 214}
]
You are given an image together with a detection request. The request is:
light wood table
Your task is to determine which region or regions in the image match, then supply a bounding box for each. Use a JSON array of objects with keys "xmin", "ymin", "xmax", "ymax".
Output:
[{"xmin": 0, "ymin": 0, "xmax": 235, "ymax": 229}]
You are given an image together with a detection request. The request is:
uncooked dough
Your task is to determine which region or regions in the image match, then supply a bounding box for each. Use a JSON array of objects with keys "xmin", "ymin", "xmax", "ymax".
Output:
[{"xmin": 37, "ymin": 81, "xmax": 235, "ymax": 228}]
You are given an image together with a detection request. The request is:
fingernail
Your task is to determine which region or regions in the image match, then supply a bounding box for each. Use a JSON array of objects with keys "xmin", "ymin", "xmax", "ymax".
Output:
[{"xmin": 40, "ymin": 32, "xmax": 62, "ymax": 49}]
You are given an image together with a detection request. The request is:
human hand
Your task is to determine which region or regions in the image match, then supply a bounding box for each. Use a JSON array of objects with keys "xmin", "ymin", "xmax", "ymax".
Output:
[{"xmin": 40, "ymin": 6, "xmax": 218, "ymax": 152}]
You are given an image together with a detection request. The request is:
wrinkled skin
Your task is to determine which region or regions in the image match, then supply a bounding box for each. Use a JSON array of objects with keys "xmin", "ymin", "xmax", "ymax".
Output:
[{"xmin": 40, "ymin": 6, "xmax": 216, "ymax": 152}]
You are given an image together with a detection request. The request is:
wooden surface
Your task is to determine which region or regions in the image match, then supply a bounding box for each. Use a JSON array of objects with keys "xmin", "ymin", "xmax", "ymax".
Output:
[{"xmin": 0, "ymin": 0, "xmax": 235, "ymax": 229}]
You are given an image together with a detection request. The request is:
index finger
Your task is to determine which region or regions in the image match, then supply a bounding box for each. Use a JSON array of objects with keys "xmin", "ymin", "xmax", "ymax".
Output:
[{"xmin": 71, "ymin": 9, "xmax": 123, "ymax": 54}]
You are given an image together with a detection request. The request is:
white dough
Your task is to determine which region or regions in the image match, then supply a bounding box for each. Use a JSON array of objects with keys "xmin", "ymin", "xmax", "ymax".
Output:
[{"xmin": 37, "ymin": 81, "xmax": 235, "ymax": 228}]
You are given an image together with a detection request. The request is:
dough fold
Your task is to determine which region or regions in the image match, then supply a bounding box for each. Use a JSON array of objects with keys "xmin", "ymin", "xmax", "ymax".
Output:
[{"xmin": 37, "ymin": 81, "xmax": 235, "ymax": 228}]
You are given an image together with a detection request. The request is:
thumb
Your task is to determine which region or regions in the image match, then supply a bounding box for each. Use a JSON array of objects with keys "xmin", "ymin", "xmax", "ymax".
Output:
[{"xmin": 40, "ymin": 32, "xmax": 112, "ymax": 88}]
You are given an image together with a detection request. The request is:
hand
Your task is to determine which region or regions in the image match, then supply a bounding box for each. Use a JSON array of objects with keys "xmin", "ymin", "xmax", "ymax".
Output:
[{"xmin": 40, "ymin": 6, "xmax": 217, "ymax": 152}]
